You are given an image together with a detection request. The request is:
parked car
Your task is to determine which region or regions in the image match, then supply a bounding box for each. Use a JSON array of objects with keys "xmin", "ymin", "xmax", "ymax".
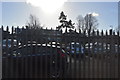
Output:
[
  {"xmin": 85, "ymin": 42, "xmax": 112, "ymax": 58},
  {"xmin": 2, "ymin": 39, "xmax": 18, "ymax": 48},
  {"xmin": 3, "ymin": 43, "xmax": 69, "ymax": 78},
  {"xmin": 66, "ymin": 42, "xmax": 87, "ymax": 58},
  {"xmin": 2, "ymin": 39, "xmax": 18, "ymax": 57}
]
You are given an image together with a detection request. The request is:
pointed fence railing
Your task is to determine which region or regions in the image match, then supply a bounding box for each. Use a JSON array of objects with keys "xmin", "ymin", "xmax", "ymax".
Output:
[{"xmin": 1, "ymin": 26, "xmax": 120, "ymax": 79}]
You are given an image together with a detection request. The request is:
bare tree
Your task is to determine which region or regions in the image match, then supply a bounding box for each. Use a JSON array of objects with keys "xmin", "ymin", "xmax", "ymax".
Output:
[
  {"xmin": 76, "ymin": 15, "xmax": 84, "ymax": 31},
  {"xmin": 26, "ymin": 14, "xmax": 42, "ymax": 29},
  {"xmin": 76, "ymin": 13, "xmax": 99, "ymax": 33},
  {"xmin": 115, "ymin": 26, "xmax": 120, "ymax": 32}
]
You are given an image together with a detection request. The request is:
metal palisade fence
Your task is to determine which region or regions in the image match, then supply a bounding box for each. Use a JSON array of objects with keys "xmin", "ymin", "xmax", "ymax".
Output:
[{"xmin": 1, "ymin": 26, "xmax": 120, "ymax": 79}]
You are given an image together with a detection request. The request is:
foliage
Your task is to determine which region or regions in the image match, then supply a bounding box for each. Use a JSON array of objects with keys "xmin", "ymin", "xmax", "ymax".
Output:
[{"xmin": 56, "ymin": 11, "xmax": 75, "ymax": 32}]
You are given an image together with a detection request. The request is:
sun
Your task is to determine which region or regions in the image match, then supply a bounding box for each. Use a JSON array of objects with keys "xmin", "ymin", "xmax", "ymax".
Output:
[{"xmin": 27, "ymin": 0, "xmax": 67, "ymax": 14}]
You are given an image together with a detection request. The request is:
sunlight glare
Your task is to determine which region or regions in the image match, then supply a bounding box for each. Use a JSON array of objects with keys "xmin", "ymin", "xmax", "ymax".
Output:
[{"xmin": 26, "ymin": 0, "xmax": 67, "ymax": 14}]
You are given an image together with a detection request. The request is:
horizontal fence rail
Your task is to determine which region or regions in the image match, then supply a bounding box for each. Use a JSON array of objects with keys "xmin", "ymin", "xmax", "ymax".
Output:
[{"xmin": 1, "ymin": 26, "xmax": 120, "ymax": 79}]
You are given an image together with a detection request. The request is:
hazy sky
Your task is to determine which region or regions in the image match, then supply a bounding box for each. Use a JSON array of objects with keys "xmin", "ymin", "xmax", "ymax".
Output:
[{"xmin": 2, "ymin": 2, "xmax": 118, "ymax": 30}]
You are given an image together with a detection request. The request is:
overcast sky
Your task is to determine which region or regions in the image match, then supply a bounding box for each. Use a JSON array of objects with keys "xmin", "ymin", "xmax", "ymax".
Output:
[{"xmin": 1, "ymin": 1, "xmax": 118, "ymax": 30}]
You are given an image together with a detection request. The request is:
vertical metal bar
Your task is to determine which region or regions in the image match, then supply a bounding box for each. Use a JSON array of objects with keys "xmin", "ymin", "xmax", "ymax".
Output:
[
  {"xmin": 64, "ymin": 31, "xmax": 67, "ymax": 78},
  {"xmin": 29, "ymin": 28, "xmax": 31, "ymax": 78},
  {"xmin": 96, "ymin": 30, "xmax": 99, "ymax": 78},
  {"xmin": 21, "ymin": 27, "xmax": 25, "ymax": 78},
  {"xmin": 21, "ymin": 27, "xmax": 24, "ymax": 78},
  {"xmin": 15, "ymin": 26, "xmax": 19, "ymax": 78},
  {"xmin": 23, "ymin": 27, "xmax": 26, "ymax": 78},
  {"xmin": 110, "ymin": 37, "xmax": 112, "ymax": 79},
  {"xmin": 10, "ymin": 26, "xmax": 14, "ymax": 78},
  {"xmin": 99, "ymin": 30, "xmax": 103, "ymax": 78},
  {"xmin": 109, "ymin": 33, "xmax": 112, "ymax": 79},
  {"xmin": 59, "ymin": 30, "xmax": 63, "ymax": 78},
  {"xmin": 33, "ymin": 28, "xmax": 36, "ymax": 78},
  {"xmin": 106, "ymin": 42, "xmax": 109, "ymax": 78},
  {"xmin": 45, "ymin": 28, "xmax": 48, "ymax": 78},
  {"xmin": 92, "ymin": 38, "xmax": 95, "ymax": 78},
  {"xmin": 109, "ymin": 29, "xmax": 113, "ymax": 78},
  {"xmin": 113, "ymin": 43, "xmax": 116, "ymax": 78},
  {"xmin": 0, "ymin": 27, "xmax": 2, "ymax": 79},
  {"xmin": 99, "ymin": 31, "xmax": 103, "ymax": 78},
  {"xmin": 74, "ymin": 33, "xmax": 77, "ymax": 78},
  {"xmin": 25, "ymin": 27, "xmax": 28, "ymax": 78},
  {"xmin": 19, "ymin": 27, "xmax": 22, "ymax": 78},
  {"xmin": 30, "ymin": 28, "xmax": 34, "ymax": 78},
  {"xmin": 2, "ymin": 26, "xmax": 4, "ymax": 79},
  {"xmin": 49, "ymin": 31, "xmax": 52, "ymax": 78},
  {"xmin": 55, "ymin": 29, "xmax": 58, "ymax": 79},
  {"xmin": 98, "ymin": 37, "xmax": 100, "ymax": 78},
  {"xmin": 31, "ymin": 28, "xmax": 34, "ymax": 78},
  {"xmin": 92, "ymin": 33, "xmax": 94, "ymax": 78},
  {"xmin": 118, "ymin": 31, "xmax": 120, "ymax": 79},
  {"xmin": 65, "ymin": 33, "xmax": 68, "ymax": 78},
  {"xmin": 83, "ymin": 42, "xmax": 86, "ymax": 78},
  {"xmin": 78, "ymin": 30, "xmax": 81, "ymax": 78},
  {"xmin": 6, "ymin": 26, "xmax": 9, "ymax": 78},
  {"xmin": 113, "ymin": 32, "xmax": 116, "ymax": 78},
  {"xmin": 49, "ymin": 32, "xmax": 53, "ymax": 78},
  {"xmin": 104, "ymin": 30, "xmax": 107, "ymax": 78},
  {"xmin": 32, "ymin": 28, "xmax": 34, "ymax": 78},
  {"xmin": 81, "ymin": 31, "xmax": 84, "ymax": 78},
  {"xmin": 102, "ymin": 42, "xmax": 105, "ymax": 78},
  {"xmin": 17, "ymin": 27, "xmax": 20, "ymax": 78},
  {"xmin": 72, "ymin": 34, "xmax": 75, "ymax": 78},
  {"xmin": 69, "ymin": 34, "xmax": 72, "ymax": 78},
  {"xmin": 40, "ymin": 28, "xmax": 43, "ymax": 78},
  {"xmin": 110, "ymin": 34, "xmax": 114, "ymax": 78},
  {"xmin": 101, "ymin": 36, "xmax": 104, "ymax": 78},
  {"xmin": 116, "ymin": 32, "xmax": 119, "ymax": 78},
  {"xmin": 92, "ymin": 30, "xmax": 96, "ymax": 78},
  {"xmin": 105, "ymin": 32, "xmax": 108, "ymax": 78},
  {"xmin": 106, "ymin": 33, "xmax": 110, "ymax": 78},
  {"xmin": 82, "ymin": 34, "xmax": 86, "ymax": 78},
  {"xmin": 34, "ymin": 28, "xmax": 38, "ymax": 78},
  {"xmin": 114, "ymin": 43, "xmax": 118, "ymax": 78},
  {"xmin": 69, "ymin": 30, "xmax": 73, "ymax": 78},
  {"xmin": 37, "ymin": 28, "xmax": 39, "ymax": 78},
  {"xmin": 88, "ymin": 30, "xmax": 90, "ymax": 78}
]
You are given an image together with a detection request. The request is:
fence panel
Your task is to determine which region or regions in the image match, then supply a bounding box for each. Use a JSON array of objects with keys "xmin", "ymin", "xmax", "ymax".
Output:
[{"xmin": 1, "ymin": 26, "xmax": 120, "ymax": 79}]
